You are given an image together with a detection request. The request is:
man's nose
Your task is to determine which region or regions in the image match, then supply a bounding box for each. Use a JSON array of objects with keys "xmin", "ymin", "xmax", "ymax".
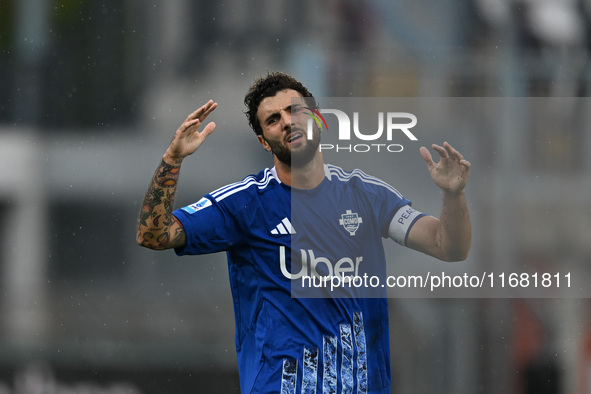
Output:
[{"xmin": 280, "ymin": 111, "xmax": 292, "ymax": 129}]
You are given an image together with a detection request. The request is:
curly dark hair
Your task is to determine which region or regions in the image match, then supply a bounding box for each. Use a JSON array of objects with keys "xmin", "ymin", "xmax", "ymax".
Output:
[{"xmin": 244, "ymin": 72, "xmax": 316, "ymax": 136}]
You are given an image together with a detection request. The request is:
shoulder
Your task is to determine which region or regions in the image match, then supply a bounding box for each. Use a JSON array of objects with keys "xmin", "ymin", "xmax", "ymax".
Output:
[
  {"xmin": 178, "ymin": 168, "xmax": 283, "ymax": 216},
  {"xmin": 207, "ymin": 167, "xmax": 282, "ymax": 205},
  {"xmin": 324, "ymin": 163, "xmax": 403, "ymax": 198}
]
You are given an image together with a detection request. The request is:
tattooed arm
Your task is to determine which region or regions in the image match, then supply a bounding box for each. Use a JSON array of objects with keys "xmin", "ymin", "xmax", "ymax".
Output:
[
  {"xmin": 136, "ymin": 100, "xmax": 218, "ymax": 250},
  {"xmin": 136, "ymin": 158, "xmax": 186, "ymax": 249}
]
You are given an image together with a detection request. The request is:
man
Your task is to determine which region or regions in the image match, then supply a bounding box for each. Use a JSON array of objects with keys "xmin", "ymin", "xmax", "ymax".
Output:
[{"xmin": 136, "ymin": 72, "xmax": 471, "ymax": 393}]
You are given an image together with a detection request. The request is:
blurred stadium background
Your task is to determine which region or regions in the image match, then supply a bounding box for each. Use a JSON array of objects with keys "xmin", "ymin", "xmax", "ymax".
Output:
[{"xmin": 2, "ymin": 0, "xmax": 591, "ymax": 392}]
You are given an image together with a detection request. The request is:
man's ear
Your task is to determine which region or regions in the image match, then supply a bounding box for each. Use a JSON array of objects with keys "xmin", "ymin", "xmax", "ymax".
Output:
[{"xmin": 258, "ymin": 135, "xmax": 272, "ymax": 152}]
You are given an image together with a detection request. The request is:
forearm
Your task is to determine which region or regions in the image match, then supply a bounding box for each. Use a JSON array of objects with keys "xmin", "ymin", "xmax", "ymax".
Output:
[
  {"xmin": 436, "ymin": 190, "xmax": 471, "ymax": 261},
  {"xmin": 136, "ymin": 155, "xmax": 185, "ymax": 249}
]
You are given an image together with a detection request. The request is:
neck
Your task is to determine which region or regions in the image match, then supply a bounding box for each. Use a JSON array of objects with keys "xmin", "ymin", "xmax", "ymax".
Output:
[{"xmin": 274, "ymin": 153, "xmax": 325, "ymax": 189}]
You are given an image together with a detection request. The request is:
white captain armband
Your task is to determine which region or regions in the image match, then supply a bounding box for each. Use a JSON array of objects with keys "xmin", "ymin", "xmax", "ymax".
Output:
[{"xmin": 388, "ymin": 205, "xmax": 423, "ymax": 246}]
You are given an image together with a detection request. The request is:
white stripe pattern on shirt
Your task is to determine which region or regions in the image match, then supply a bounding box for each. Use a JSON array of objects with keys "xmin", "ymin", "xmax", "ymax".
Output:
[
  {"xmin": 210, "ymin": 168, "xmax": 277, "ymax": 202},
  {"xmin": 325, "ymin": 164, "xmax": 403, "ymax": 198}
]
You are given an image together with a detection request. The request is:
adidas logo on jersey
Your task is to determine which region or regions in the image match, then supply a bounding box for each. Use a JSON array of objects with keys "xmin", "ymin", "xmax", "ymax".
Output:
[{"xmin": 270, "ymin": 217, "xmax": 296, "ymax": 235}]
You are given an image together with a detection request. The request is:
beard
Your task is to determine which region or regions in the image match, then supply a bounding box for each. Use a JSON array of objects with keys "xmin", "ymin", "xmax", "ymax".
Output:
[{"xmin": 264, "ymin": 125, "xmax": 321, "ymax": 168}]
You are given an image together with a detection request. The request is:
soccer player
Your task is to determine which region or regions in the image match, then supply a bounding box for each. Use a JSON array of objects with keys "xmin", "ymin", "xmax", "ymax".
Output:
[{"xmin": 136, "ymin": 72, "xmax": 471, "ymax": 393}]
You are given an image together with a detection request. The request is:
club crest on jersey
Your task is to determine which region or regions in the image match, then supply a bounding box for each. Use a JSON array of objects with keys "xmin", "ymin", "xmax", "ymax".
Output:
[{"xmin": 339, "ymin": 210, "xmax": 363, "ymax": 236}]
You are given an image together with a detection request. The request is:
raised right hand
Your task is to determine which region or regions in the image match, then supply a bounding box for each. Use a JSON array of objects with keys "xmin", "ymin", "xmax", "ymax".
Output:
[{"xmin": 164, "ymin": 100, "xmax": 218, "ymax": 164}]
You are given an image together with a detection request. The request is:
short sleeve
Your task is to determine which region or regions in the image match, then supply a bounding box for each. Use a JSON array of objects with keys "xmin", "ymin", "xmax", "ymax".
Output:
[{"xmin": 173, "ymin": 195, "xmax": 244, "ymax": 256}]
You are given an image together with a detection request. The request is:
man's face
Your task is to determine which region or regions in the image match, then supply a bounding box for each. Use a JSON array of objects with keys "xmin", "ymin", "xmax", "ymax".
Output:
[{"xmin": 256, "ymin": 89, "xmax": 320, "ymax": 168}]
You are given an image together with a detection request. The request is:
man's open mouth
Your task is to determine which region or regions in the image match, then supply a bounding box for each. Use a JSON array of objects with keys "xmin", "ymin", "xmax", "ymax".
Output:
[{"xmin": 287, "ymin": 132, "xmax": 303, "ymax": 143}]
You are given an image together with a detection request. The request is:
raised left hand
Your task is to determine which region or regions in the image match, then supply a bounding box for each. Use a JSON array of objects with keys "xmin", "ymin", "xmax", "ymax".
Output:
[{"xmin": 420, "ymin": 141, "xmax": 471, "ymax": 194}]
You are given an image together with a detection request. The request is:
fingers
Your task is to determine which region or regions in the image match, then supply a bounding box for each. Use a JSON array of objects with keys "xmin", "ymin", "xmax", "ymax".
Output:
[
  {"xmin": 419, "ymin": 146, "xmax": 435, "ymax": 169},
  {"xmin": 200, "ymin": 100, "xmax": 218, "ymax": 120},
  {"xmin": 421, "ymin": 142, "xmax": 471, "ymax": 194},
  {"xmin": 431, "ymin": 142, "xmax": 467, "ymax": 163},
  {"xmin": 183, "ymin": 118, "xmax": 201, "ymax": 129},
  {"xmin": 187, "ymin": 100, "xmax": 218, "ymax": 122},
  {"xmin": 431, "ymin": 144, "xmax": 449, "ymax": 160},
  {"xmin": 444, "ymin": 142, "xmax": 471, "ymax": 170},
  {"xmin": 166, "ymin": 101, "xmax": 218, "ymax": 161},
  {"xmin": 422, "ymin": 142, "xmax": 471, "ymax": 169},
  {"xmin": 201, "ymin": 122, "xmax": 217, "ymax": 138},
  {"xmin": 178, "ymin": 100, "xmax": 218, "ymax": 135},
  {"xmin": 443, "ymin": 141, "xmax": 464, "ymax": 161}
]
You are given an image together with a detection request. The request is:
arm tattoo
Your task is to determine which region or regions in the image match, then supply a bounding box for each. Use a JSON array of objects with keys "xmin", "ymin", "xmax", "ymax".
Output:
[
  {"xmin": 137, "ymin": 159, "xmax": 184, "ymax": 249},
  {"xmin": 156, "ymin": 160, "xmax": 181, "ymax": 187}
]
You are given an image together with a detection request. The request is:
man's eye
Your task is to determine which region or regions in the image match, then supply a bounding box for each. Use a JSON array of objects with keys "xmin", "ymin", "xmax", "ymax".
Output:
[{"xmin": 292, "ymin": 107, "xmax": 301, "ymax": 114}]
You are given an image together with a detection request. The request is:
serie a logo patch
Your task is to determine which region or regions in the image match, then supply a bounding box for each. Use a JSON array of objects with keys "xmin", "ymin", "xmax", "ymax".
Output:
[{"xmin": 182, "ymin": 197, "xmax": 212, "ymax": 214}]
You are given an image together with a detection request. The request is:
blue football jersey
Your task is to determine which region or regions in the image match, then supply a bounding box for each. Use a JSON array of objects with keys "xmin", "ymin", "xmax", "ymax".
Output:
[{"xmin": 173, "ymin": 164, "xmax": 424, "ymax": 394}]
